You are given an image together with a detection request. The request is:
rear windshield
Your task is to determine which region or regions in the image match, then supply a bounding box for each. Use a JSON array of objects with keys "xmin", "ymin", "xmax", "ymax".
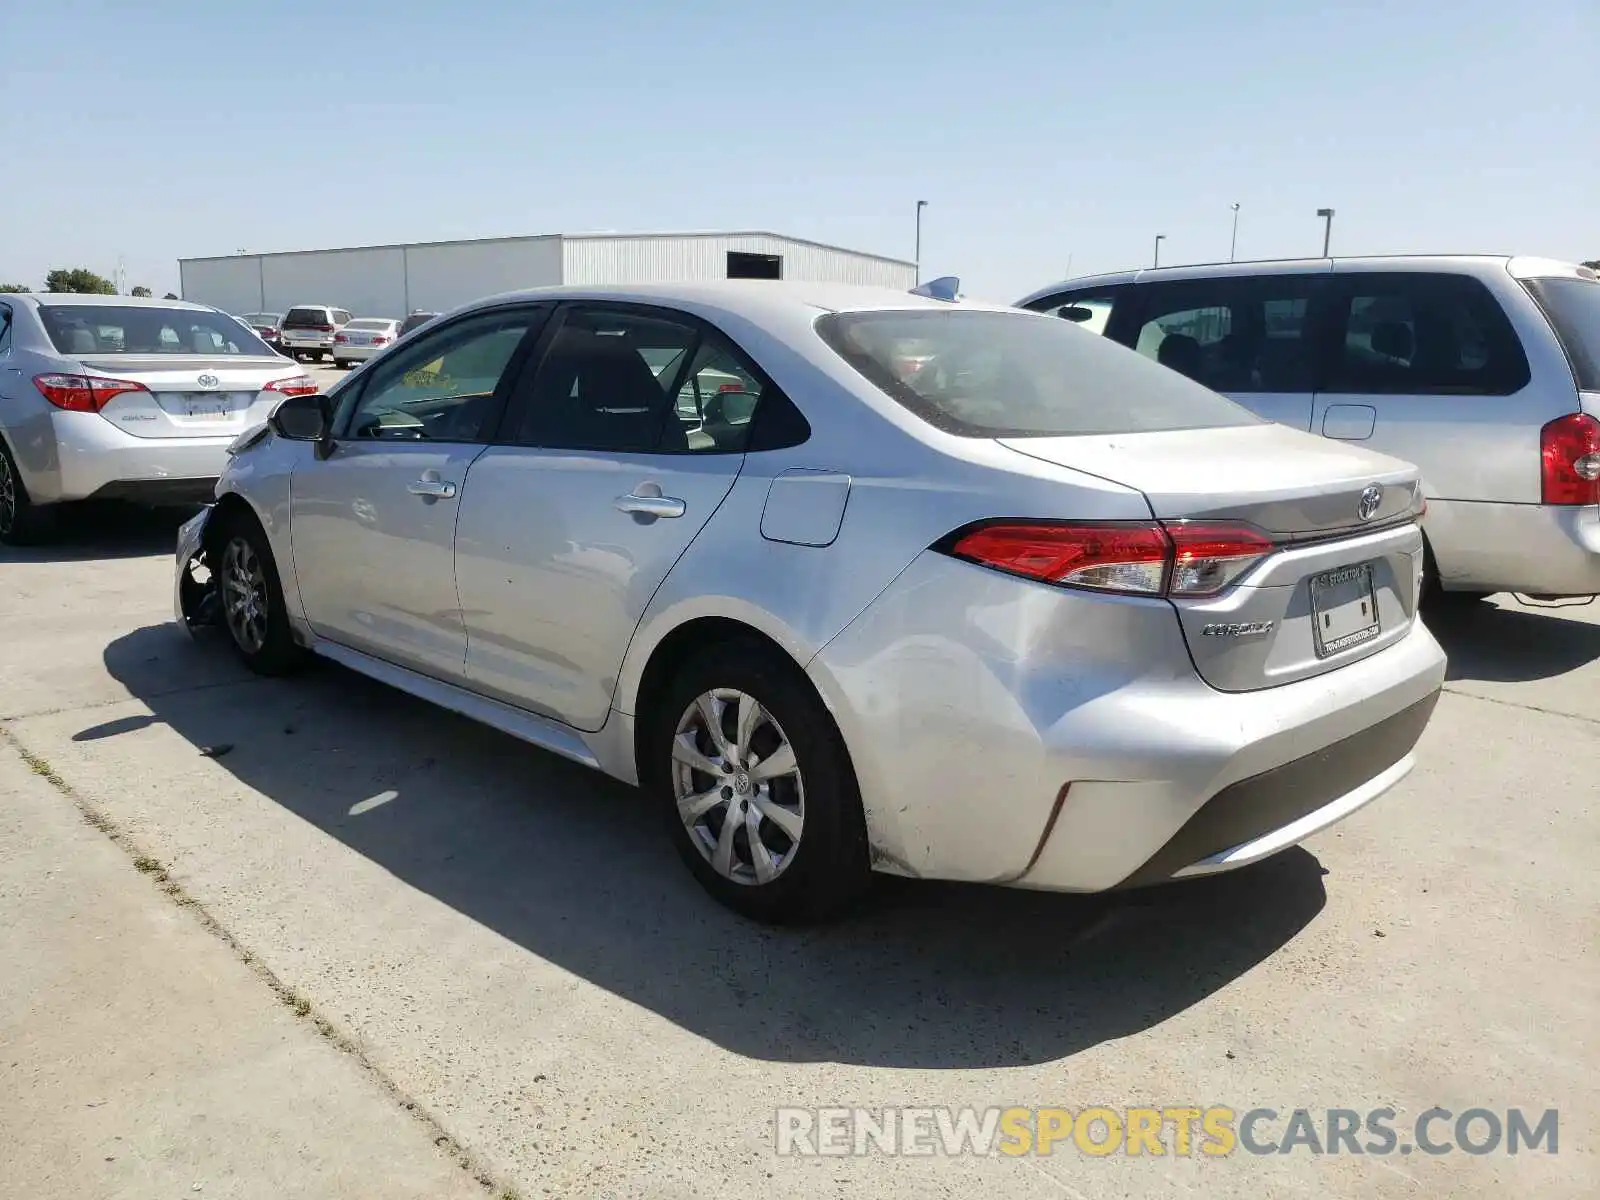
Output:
[
  {"xmin": 283, "ymin": 307, "xmax": 331, "ymax": 327},
  {"xmin": 400, "ymin": 313, "xmax": 439, "ymax": 335},
  {"xmin": 815, "ymin": 308, "xmax": 1262, "ymax": 438},
  {"xmin": 241, "ymin": 313, "xmax": 281, "ymax": 325},
  {"xmin": 346, "ymin": 318, "xmax": 393, "ymax": 331},
  {"xmin": 39, "ymin": 305, "xmax": 273, "ymax": 357},
  {"xmin": 1524, "ymin": 276, "xmax": 1600, "ymax": 391}
]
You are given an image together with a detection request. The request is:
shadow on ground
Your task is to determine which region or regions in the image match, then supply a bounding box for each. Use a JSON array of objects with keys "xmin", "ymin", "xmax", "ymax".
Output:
[
  {"xmin": 1428, "ymin": 597, "xmax": 1600, "ymax": 684},
  {"xmin": 0, "ymin": 504, "xmax": 194, "ymax": 564},
  {"xmin": 100, "ymin": 622, "xmax": 1327, "ymax": 1070}
]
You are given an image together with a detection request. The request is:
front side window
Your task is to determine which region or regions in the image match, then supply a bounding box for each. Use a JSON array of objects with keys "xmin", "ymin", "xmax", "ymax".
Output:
[
  {"xmin": 817, "ymin": 307, "xmax": 1261, "ymax": 438},
  {"xmin": 337, "ymin": 308, "xmax": 542, "ymax": 442},
  {"xmin": 1130, "ymin": 276, "xmax": 1318, "ymax": 393},
  {"xmin": 510, "ymin": 307, "xmax": 769, "ymax": 453},
  {"xmin": 37, "ymin": 304, "xmax": 273, "ymax": 356},
  {"xmin": 1024, "ymin": 292, "xmax": 1120, "ymax": 337},
  {"xmin": 1327, "ymin": 273, "xmax": 1530, "ymax": 396}
]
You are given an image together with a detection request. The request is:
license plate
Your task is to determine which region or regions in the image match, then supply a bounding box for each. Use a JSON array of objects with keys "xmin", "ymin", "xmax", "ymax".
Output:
[
  {"xmin": 184, "ymin": 394, "xmax": 235, "ymax": 420},
  {"xmin": 1310, "ymin": 563, "xmax": 1380, "ymax": 657}
]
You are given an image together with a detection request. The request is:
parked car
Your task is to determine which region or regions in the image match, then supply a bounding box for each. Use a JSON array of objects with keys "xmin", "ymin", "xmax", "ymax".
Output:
[
  {"xmin": 0, "ymin": 294, "xmax": 316, "ymax": 544},
  {"xmin": 398, "ymin": 310, "xmax": 439, "ymax": 338},
  {"xmin": 332, "ymin": 318, "xmax": 402, "ymax": 368},
  {"xmin": 1018, "ymin": 256, "xmax": 1600, "ymax": 602},
  {"xmin": 174, "ymin": 281, "xmax": 1445, "ymax": 922},
  {"xmin": 279, "ymin": 304, "xmax": 352, "ymax": 361},
  {"xmin": 239, "ymin": 312, "xmax": 286, "ymax": 353}
]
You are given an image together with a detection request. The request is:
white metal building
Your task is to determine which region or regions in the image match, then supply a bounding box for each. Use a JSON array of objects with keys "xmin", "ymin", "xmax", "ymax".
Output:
[{"xmin": 178, "ymin": 231, "xmax": 917, "ymax": 318}]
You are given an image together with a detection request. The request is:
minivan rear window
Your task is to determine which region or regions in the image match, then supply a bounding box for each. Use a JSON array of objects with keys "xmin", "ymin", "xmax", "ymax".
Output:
[
  {"xmin": 283, "ymin": 307, "xmax": 331, "ymax": 327},
  {"xmin": 815, "ymin": 308, "xmax": 1262, "ymax": 438},
  {"xmin": 38, "ymin": 305, "xmax": 272, "ymax": 357},
  {"xmin": 1524, "ymin": 276, "xmax": 1600, "ymax": 391}
]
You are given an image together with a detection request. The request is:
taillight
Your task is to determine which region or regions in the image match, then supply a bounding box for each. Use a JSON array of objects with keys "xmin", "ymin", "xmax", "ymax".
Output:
[
  {"xmin": 940, "ymin": 520, "xmax": 1274, "ymax": 598},
  {"xmin": 264, "ymin": 375, "xmax": 318, "ymax": 398},
  {"xmin": 1540, "ymin": 413, "xmax": 1600, "ymax": 506},
  {"xmin": 334, "ymin": 333, "xmax": 348, "ymax": 343},
  {"xmin": 33, "ymin": 373, "xmax": 150, "ymax": 413},
  {"xmin": 372, "ymin": 336, "xmax": 389, "ymax": 345}
]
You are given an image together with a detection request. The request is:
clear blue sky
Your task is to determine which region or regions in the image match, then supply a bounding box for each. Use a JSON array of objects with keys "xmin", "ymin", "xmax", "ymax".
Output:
[{"xmin": 2, "ymin": 0, "xmax": 1595, "ymax": 302}]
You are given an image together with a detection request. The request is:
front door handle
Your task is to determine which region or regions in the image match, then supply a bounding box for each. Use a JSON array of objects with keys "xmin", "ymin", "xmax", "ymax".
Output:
[
  {"xmin": 407, "ymin": 478, "xmax": 457, "ymax": 499},
  {"xmin": 615, "ymin": 491, "xmax": 685, "ymax": 519}
]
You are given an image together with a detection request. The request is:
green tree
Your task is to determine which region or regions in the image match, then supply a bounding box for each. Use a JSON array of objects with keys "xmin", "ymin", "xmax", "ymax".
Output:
[
  {"xmin": 0, "ymin": 283, "xmax": 30, "ymax": 293},
  {"xmin": 163, "ymin": 292, "xmax": 179, "ymax": 300},
  {"xmin": 130, "ymin": 285, "xmax": 152, "ymax": 297},
  {"xmin": 45, "ymin": 267, "xmax": 116, "ymax": 294},
  {"xmin": 1583, "ymin": 260, "xmax": 1600, "ymax": 271}
]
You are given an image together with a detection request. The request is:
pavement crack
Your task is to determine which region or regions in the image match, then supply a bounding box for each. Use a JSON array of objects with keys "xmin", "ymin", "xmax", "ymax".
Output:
[
  {"xmin": 0, "ymin": 674, "xmax": 267, "ymax": 723},
  {"xmin": 1440, "ymin": 685, "xmax": 1600, "ymax": 727},
  {"xmin": 0, "ymin": 724, "xmax": 509, "ymax": 1198}
]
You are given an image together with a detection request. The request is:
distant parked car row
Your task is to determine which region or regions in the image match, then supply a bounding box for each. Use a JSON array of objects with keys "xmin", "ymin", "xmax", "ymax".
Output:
[{"xmin": 229, "ymin": 306, "xmax": 441, "ymax": 367}]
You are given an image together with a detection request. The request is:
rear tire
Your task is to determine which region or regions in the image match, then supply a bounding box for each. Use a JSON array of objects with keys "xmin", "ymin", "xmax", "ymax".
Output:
[
  {"xmin": 211, "ymin": 509, "xmax": 308, "ymax": 676},
  {"xmin": 0, "ymin": 440, "xmax": 58, "ymax": 547},
  {"xmin": 646, "ymin": 639, "xmax": 871, "ymax": 924}
]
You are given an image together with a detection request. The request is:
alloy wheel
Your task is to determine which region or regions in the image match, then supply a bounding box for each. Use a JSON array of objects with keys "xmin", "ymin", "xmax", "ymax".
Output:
[
  {"xmin": 671, "ymin": 688, "xmax": 805, "ymax": 886},
  {"xmin": 220, "ymin": 535, "xmax": 270, "ymax": 654}
]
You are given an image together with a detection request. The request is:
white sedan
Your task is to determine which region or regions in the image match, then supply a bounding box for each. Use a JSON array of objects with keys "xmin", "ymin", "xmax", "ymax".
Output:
[{"xmin": 331, "ymin": 318, "xmax": 401, "ymax": 368}]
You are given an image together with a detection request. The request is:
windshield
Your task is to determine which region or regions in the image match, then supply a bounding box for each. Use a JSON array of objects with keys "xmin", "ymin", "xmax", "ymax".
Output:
[
  {"xmin": 40, "ymin": 305, "xmax": 274, "ymax": 357},
  {"xmin": 815, "ymin": 308, "xmax": 1262, "ymax": 438},
  {"xmin": 346, "ymin": 319, "xmax": 395, "ymax": 331},
  {"xmin": 1524, "ymin": 276, "xmax": 1600, "ymax": 391}
]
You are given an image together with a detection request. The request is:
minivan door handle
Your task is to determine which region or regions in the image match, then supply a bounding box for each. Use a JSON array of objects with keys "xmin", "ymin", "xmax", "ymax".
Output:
[{"xmin": 615, "ymin": 489, "xmax": 686, "ymax": 519}]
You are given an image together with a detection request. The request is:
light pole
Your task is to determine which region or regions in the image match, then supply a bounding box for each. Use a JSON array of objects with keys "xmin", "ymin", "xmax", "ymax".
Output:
[
  {"xmin": 1230, "ymin": 203, "xmax": 1241, "ymax": 262},
  {"xmin": 1317, "ymin": 207, "xmax": 1335, "ymax": 257},
  {"xmin": 1153, "ymin": 234, "xmax": 1166, "ymax": 268},
  {"xmin": 914, "ymin": 200, "xmax": 929, "ymax": 283}
]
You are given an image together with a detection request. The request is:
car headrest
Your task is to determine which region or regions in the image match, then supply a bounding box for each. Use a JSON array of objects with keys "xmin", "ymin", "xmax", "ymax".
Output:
[{"xmin": 1370, "ymin": 321, "xmax": 1413, "ymax": 361}]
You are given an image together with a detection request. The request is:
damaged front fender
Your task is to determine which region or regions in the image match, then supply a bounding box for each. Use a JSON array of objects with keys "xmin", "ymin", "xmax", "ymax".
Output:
[{"xmin": 174, "ymin": 505, "xmax": 219, "ymax": 636}]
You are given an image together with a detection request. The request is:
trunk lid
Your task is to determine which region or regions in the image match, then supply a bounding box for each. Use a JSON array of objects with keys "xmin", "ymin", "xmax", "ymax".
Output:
[
  {"xmin": 999, "ymin": 423, "xmax": 1426, "ymax": 692},
  {"xmin": 80, "ymin": 356, "xmax": 303, "ymax": 441}
]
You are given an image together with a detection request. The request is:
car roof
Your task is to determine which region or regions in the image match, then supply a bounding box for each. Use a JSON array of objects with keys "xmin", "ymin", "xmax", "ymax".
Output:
[
  {"xmin": 1013, "ymin": 253, "xmax": 1600, "ymax": 306},
  {"xmin": 13, "ymin": 293, "xmax": 215, "ymax": 311},
  {"xmin": 457, "ymin": 280, "xmax": 1017, "ymax": 324}
]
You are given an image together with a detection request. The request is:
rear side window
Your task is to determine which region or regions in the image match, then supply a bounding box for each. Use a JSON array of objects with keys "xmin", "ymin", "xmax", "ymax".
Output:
[
  {"xmin": 1023, "ymin": 291, "xmax": 1123, "ymax": 337},
  {"xmin": 283, "ymin": 307, "xmax": 329, "ymax": 327},
  {"xmin": 1129, "ymin": 275, "xmax": 1320, "ymax": 393},
  {"xmin": 0, "ymin": 306, "xmax": 12, "ymax": 355},
  {"xmin": 816, "ymin": 308, "xmax": 1262, "ymax": 438},
  {"xmin": 1325, "ymin": 273, "xmax": 1530, "ymax": 396},
  {"xmin": 1523, "ymin": 276, "xmax": 1600, "ymax": 391},
  {"xmin": 333, "ymin": 310, "xmax": 352, "ymax": 326}
]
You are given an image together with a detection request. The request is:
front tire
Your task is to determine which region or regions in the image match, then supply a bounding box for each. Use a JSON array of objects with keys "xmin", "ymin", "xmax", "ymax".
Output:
[
  {"xmin": 0, "ymin": 440, "xmax": 58, "ymax": 547},
  {"xmin": 647, "ymin": 640, "xmax": 871, "ymax": 924},
  {"xmin": 212, "ymin": 511, "xmax": 308, "ymax": 675}
]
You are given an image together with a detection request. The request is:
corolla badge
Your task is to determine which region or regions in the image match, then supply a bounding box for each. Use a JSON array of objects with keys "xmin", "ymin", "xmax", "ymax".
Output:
[
  {"xmin": 1357, "ymin": 485, "xmax": 1383, "ymax": 521},
  {"xmin": 196, "ymin": 374, "xmax": 220, "ymax": 389},
  {"xmin": 1201, "ymin": 621, "xmax": 1275, "ymax": 638}
]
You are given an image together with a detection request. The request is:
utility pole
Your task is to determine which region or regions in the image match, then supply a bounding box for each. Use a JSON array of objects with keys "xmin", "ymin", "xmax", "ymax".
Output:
[
  {"xmin": 1317, "ymin": 208, "xmax": 1335, "ymax": 257},
  {"xmin": 914, "ymin": 200, "xmax": 929, "ymax": 284},
  {"xmin": 1230, "ymin": 203, "xmax": 1241, "ymax": 262}
]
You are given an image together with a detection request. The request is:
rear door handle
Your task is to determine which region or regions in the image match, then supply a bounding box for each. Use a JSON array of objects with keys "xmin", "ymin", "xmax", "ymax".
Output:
[
  {"xmin": 407, "ymin": 478, "xmax": 457, "ymax": 499},
  {"xmin": 615, "ymin": 492, "xmax": 685, "ymax": 519}
]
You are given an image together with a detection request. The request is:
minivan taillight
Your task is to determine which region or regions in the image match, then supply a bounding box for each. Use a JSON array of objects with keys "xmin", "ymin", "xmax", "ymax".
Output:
[
  {"xmin": 33, "ymin": 373, "xmax": 150, "ymax": 413},
  {"xmin": 1540, "ymin": 413, "xmax": 1600, "ymax": 506},
  {"xmin": 939, "ymin": 520, "xmax": 1275, "ymax": 598}
]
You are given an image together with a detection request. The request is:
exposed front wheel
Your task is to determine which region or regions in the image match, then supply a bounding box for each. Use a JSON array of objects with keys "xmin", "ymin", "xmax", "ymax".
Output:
[
  {"xmin": 213, "ymin": 512, "xmax": 308, "ymax": 675},
  {"xmin": 649, "ymin": 640, "xmax": 871, "ymax": 923}
]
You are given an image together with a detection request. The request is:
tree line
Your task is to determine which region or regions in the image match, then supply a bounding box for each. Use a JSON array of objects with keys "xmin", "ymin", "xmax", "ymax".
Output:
[{"xmin": 0, "ymin": 267, "xmax": 177, "ymax": 299}]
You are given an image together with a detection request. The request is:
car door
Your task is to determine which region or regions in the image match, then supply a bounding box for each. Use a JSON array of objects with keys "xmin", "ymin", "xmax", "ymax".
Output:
[
  {"xmin": 289, "ymin": 304, "xmax": 550, "ymax": 680},
  {"xmin": 453, "ymin": 303, "xmax": 762, "ymax": 730},
  {"xmin": 1312, "ymin": 270, "xmax": 1536, "ymax": 500},
  {"xmin": 1121, "ymin": 272, "xmax": 1328, "ymax": 429}
]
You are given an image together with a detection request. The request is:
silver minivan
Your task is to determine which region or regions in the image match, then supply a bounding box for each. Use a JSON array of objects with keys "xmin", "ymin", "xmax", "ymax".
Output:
[{"xmin": 1018, "ymin": 256, "xmax": 1600, "ymax": 602}]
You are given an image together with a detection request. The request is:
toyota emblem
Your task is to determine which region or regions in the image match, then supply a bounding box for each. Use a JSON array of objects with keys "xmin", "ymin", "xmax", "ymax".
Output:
[
  {"xmin": 1357, "ymin": 485, "xmax": 1383, "ymax": 522},
  {"xmin": 196, "ymin": 374, "xmax": 220, "ymax": 389}
]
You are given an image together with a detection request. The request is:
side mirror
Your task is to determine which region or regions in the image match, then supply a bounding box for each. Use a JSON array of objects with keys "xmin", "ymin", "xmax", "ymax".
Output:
[
  {"xmin": 269, "ymin": 392, "xmax": 330, "ymax": 441},
  {"xmin": 1058, "ymin": 305, "xmax": 1096, "ymax": 323}
]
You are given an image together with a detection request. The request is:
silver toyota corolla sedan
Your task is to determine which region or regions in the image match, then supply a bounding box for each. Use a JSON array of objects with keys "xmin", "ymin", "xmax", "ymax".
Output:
[
  {"xmin": 0, "ymin": 293, "xmax": 316, "ymax": 544},
  {"xmin": 174, "ymin": 281, "xmax": 1447, "ymax": 923}
]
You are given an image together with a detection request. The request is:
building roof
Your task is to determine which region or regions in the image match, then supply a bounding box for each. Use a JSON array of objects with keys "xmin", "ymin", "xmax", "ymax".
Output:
[{"xmin": 180, "ymin": 230, "xmax": 915, "ymax": 269}]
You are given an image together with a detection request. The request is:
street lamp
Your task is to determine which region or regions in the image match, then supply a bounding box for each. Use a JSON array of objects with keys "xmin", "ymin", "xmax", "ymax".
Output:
[
  {"xmin": 1316, "ymin": 208, "xmax": 1335, "ymax": 257},
  {"xmin": 914, "ymin": 200, "xmax": 929, "ymax": 283},
  {"xmin": 1230, "ymin": 203, "xmax": 1241, "ymax": 263},
  {"xmin": 1153, "ymin": 234, "xmax": 1166, "ymax": 268}
]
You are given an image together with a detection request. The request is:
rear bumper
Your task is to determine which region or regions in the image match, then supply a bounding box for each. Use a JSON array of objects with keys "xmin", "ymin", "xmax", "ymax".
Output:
[
  {"xmin": 25, "ymin": 412, "xmax": 230, "ymax": 506},
  {"xmin": 1424, "ymin": 497, "xmax": 1600, "ymax": 595},
  {"xmin": 333, "ymin": 343, "xmax": 386, "ymax": 361},
  {"xmin": 282, "ymin": 333, "xmax": 334, "ymax": 351},
  {"xmin": 808, "ymin": 550, "xmax": 1448, "ymax": 891}
]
